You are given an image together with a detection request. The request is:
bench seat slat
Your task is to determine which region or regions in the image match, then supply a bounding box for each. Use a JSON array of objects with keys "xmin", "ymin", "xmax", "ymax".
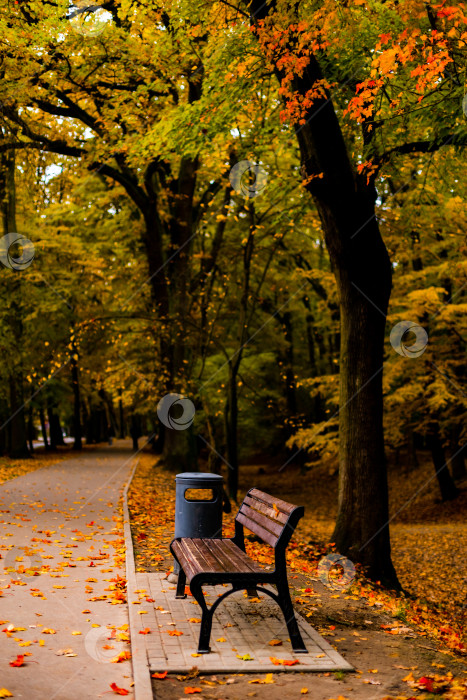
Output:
[
  {"xmin": 208, "ymin": 538, "xmax": 263, "ymax": 574},
  {"xmin": 172, "ymin": 538, "xmax": 263, "ymax": 581},
  {"xmin": 239, "ymin": 502, "xmax": 284, "ymax": 540},
  {"xmin": 188, "ymin": 538, "xmax": 232, "ymax": 575},
  {"xmin": 171, "ymin": 540, "xmax": 199, "ymax": 581},
  {"xmin": 243, "ymin": 494, "xmax": 289, "ymax": 525},
  {"xmin": 236, "ymin": 511, "xmax": 278, "ymax": 547},
  {"xmin": 248, "ymin": 488, "xmax": 296, "ymax": 515}
]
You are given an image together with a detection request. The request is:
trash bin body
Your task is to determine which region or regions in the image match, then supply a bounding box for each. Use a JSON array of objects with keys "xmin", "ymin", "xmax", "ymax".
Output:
[{"xmin": 173, "ymin": 472, "xmax": 224, "ymax": 575}]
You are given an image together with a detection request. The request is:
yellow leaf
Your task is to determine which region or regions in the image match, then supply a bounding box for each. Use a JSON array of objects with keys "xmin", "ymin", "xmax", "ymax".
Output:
[
  {"xmin": 301, "ymin": 690, "xmax": 309, "ymax": 695},
  {"xmin": 0, "ymin": 690, "xmax": 13, "ymax": 698},
  {"xmin": 249, "ymin": 674, "xmax": 275, "ymax": 684}
]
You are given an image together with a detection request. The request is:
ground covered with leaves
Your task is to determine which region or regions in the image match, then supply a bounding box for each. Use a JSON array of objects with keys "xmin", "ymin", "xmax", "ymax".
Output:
[
  {"xmin": 128, "ymin": 452, "xmax": 466, "ymax": 700},
  {"xmin": 0, "ymin": 449, "xmax": 71, "ymax": 486}
]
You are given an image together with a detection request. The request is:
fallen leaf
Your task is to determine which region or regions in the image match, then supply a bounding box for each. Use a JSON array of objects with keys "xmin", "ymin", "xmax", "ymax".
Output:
[
  {"xmin": 151, "ymin": 671, "xmax": 167, "ymax": 679},
  {"xmin": 249, "ymin": 674, "xmax": 275, "ymax": 684},
  {"xmin": 41, "ymin": 629, "xmax": 56, "ymax": 634},
  {"xmin": 269, "ymin": 657, "xmax": 299, "ymax": 666},
  {"xmin": 111, "ymin": 650, "xmax": 131, "ymax": 663},
  {"xmin": 9, "ymin": 655, "xmax": 24, "ymax": 667},
  {"xmin": 139, "ymin": 628, "xmax": 151, "ymax": 635},
  {"xmin": 55, "ymin": 649, "xmax": 77, "ymax": 657},
  {"xmin": 0, "ymin": 690, "xmax": 13, "ymax": 698},
  {"xmin": 236, "ymin": 653, "xmax": 254, "ymax": 661},
  {"xmin": 268, "ymin": 639, "xmax": 282, "ymax": 646},
  {"xmin": 184, "ymin": 689, "xmax": 202, "ymax": 695},
  {"xmin": 109, "ymin": 682, "xmax": 129, "ymax": 695}
]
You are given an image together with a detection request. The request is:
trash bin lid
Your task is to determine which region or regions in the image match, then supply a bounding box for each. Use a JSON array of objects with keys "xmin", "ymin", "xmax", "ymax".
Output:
[{"xmin": 175, "ymin": 472, "xmax": 223, "ymax": 482}]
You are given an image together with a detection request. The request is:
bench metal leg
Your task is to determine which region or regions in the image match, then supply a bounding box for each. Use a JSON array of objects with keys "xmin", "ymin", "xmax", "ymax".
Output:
[
  {"xmin": 276, "ymin": 579, "xmax": 308, "ymax": 653},
  {"xmin": 190, "ymin": 580, "xmax": 212, "ymax": 653},
  {"xmin": 175, "ymin": 568, "xmax": 187, "ymax": 599}
]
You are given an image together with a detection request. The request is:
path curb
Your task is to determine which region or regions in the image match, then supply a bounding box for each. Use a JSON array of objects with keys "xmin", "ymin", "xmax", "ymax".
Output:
[{"xmin": 123, "ymin": 459, "xmax": 154, "ymax": 700}]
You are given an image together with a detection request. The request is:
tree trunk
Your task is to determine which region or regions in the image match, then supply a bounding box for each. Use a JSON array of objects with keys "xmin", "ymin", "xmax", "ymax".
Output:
[
  {"xmin": 427, "ymin": 426, "xmax": 458, "ymax": 501},
  {"xmin": 406, "ymin": 429, "xmax": 419, "ymax": 471},
  {"xmin": 224, "ymin": 367, "xmax": 239, "ymax": 502},
  {"xmin": 8, "ymin": 375, "xmax": 29, "ymax": 458},
  {"xmin": 118, "ymin": 389, "xmax": 125, "ymax": 439},
  {"xmin": 249, "ymin": 0, "xmax": 399, "ymax": 587},
  {"xmin": 48, "ymin": 401, "xmax": 65, "ymax": 449},
  {"xmin": 27, "ymin": 402, "xmax": 34, "ymax": 452},
  {"xmin": 450, "ymin": 428, "xmax": 466, "ymax": 481},
  {"xmin": 39, "ymin": 405, "xmax": 49, "ymax": 450},
  {"xmin": 71, "ymin": 352, "xmax": 82, "ymax": 451}
]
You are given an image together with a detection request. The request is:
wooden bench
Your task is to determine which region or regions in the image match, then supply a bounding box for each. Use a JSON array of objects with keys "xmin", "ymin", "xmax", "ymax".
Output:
[{"xmin": 170, "ymin": 488, "xmax": 308, "ymax": 654}]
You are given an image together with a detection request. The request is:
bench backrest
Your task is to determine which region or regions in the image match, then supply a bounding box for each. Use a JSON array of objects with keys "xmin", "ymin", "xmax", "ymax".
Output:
[{"xmin": 236, "ymin": 488, "xmax": 304, "ymax": 550}]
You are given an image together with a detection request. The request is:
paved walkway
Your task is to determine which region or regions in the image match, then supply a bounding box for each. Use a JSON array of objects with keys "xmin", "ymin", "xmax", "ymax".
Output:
[
  {"xmin": 0, "ymin": 443, "xmax": 136, "ymax": 700},
  {"xmin": 132, "ymin": 574, "xmax": 353, "ymax": 674}
]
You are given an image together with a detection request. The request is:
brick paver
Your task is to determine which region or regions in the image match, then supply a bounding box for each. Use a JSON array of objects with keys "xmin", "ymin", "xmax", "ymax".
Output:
[{"xmin": 131, "ymin": 572, "xmax": 353, "ymax": 674}]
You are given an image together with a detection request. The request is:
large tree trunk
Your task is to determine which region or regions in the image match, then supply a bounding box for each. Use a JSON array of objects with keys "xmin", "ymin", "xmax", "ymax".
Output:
[
  {"xmin": 1, "ymin": 148, "xmax": 30, "ymax": 460},
  {"xmin": 249, "ymin": 0, "xmax": 399, "ymax": 587}
]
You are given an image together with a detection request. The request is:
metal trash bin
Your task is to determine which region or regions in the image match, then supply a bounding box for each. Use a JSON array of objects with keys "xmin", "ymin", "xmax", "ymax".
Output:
[{"xmin": 172, "ymin": 472, "xmax": 224, "ymax": 575}]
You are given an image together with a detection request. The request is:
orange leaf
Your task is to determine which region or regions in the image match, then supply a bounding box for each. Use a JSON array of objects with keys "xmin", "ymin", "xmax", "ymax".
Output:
[
  {"xmin": 152, "ymin": 671, "xmax": 168, "ymax": 679},
  {"xmin": 139, "ymin": 628, "xmax": 151, "ymax": 635},
  {"xmin": 184, "ymin": 689, "xmax": 202, "ymax": 695},
  {"xmin": 109, "ymin": 682, "xmax": 129, "ymax": 696},
  {"xmin": 269, "ymin": 656, "xmax": 299, "ymax": 666},
  {"xmin": 167, "ymin": 630, "xmax": 183, "ymax": 636},
  {"xmin": 111, "ymin": 650, "xmax": 131, "ymax": 663},
  {"xmin": 9, "ymin": 654, "xmax": 25, "ymax": 667}
]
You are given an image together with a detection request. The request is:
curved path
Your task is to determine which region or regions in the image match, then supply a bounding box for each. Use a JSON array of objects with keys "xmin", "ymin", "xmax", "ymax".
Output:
[{"xmin": 0, "ymin": 442, "xmax": 136, "ymax": 699}]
